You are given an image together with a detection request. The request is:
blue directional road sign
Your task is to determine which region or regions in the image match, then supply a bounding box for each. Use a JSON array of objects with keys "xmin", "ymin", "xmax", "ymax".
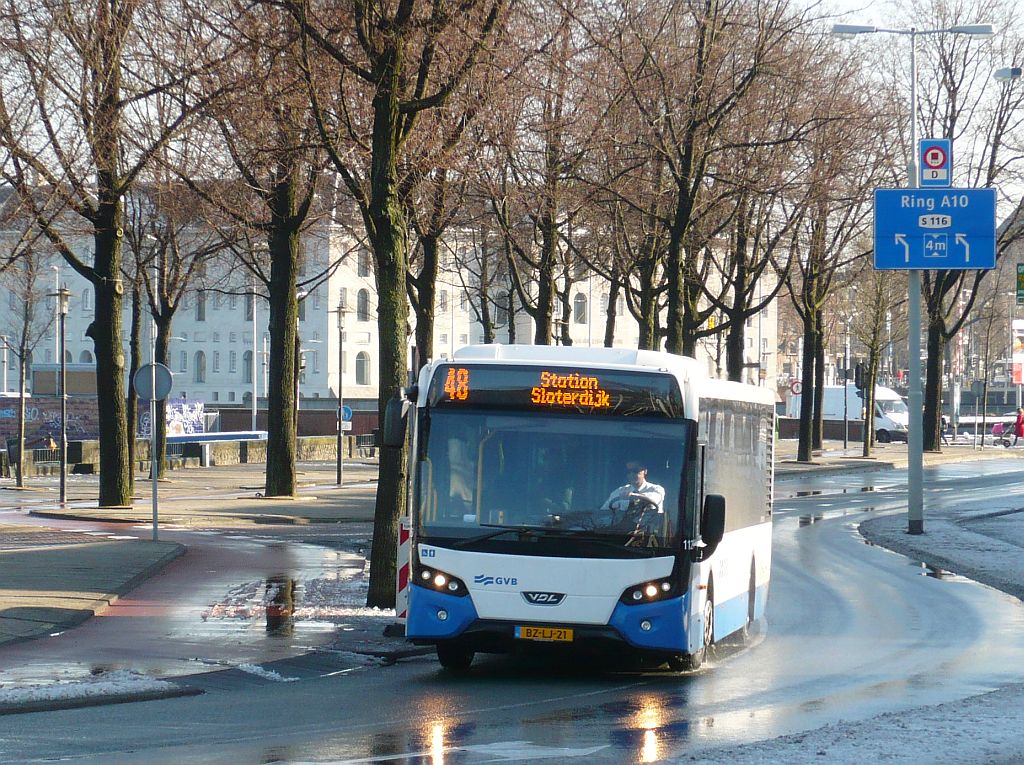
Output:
[
  {"xmin": 342, "ymin": 404, "xmax": 353, "ymax": 422},
  {"xmin": 873, "ymin": 188, "xmax": 996, "ymax": 270},
  {"xmin": 919, "ymin": 139, "xmax": 952, "ymax": 187}
]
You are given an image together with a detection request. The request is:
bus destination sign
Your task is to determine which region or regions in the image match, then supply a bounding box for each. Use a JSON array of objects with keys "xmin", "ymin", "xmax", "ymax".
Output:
[{"xmin": 430, "ymin": 364, "xmax": 683, "ymax": 418}]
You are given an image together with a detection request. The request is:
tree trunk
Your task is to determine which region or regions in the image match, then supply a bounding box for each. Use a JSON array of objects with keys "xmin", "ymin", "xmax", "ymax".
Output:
[
  {"xmin": 725, "ymin": 309, "xmax": 744, "ymax": 382},
  {"xmin": 127, "ymin": 285, "xmax": 141, "ymax": 494},
  {"xmin": 365, "ymin": 57, "xmax": 409, "ymax": 609},
  {"xmin": 604, "ymin": 280, "xmax": 619, "ymax": 348},
  {"xmin": 812, "ymin": 313, "xmax": 825, "ymax": 451},
  {"xmin": 924, "ymin": 320, "xmax": 944, "ymax": 452},
  {"xmin": 88, "ymin": 218, "xmax": 131, "ymax": 507},
  {"xmin": 16, "ymin": 350, "xmax": 26, "ymax": 487},
  {"xmin": 797, "ymin": 316, "xmax": 816, "ymax": 462},
  {"xmin": 155, "ymin": 313, "xmax": 174, "ymax": 479},
  {"xmin": 265, "ymin": 222, "xmax": 300, "ymax": 497},
  {"xmin": 414, "ymin": 234, "xmax": 439, "ymax": 370}
]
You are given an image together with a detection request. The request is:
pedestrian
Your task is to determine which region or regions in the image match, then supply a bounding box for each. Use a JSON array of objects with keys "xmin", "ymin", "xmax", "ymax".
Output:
[
  {"xmin": 1014, "ymin": 408, "xmax": 1024, "ymax": 447},
  {"xmin": 940, "ymin": 415, "xmax": 950, "ymax": 445}
]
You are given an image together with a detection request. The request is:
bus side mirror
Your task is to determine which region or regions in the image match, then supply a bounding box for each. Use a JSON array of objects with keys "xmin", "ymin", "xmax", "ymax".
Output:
[
  {"xmin": 700, "ymin": 494, "xmax": 726, "ymax": 558},
  {"xmin": 382, "ymin": 392, "xmax": 410, "ymax": 448}
]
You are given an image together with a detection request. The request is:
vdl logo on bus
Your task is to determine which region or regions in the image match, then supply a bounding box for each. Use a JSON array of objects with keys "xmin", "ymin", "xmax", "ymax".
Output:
[{"xmin": 523, "ymin": 592, "xmax": 565, "ymax": 605}]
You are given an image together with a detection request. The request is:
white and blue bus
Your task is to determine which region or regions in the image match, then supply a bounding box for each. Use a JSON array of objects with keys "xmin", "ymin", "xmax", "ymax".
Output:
[{"xmin": 387, "ymin": 344, "xmax": 775, "ymax": 671}]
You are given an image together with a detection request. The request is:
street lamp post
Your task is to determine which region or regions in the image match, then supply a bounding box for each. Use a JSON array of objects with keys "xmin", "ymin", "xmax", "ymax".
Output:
[
  {"xmin": 251, "ymin": 280, "xmax": 258, "ymax": 431},
  {"xmin": 51, "ymin": 265, "xmax": 59, "ymax": 364},
  {"xmin": 335, "ymin": 302, "xmax": 346, "ymax": 486},
  {"xmin": 833, "ymin": 21, "xmax": 994, "ymax": 535},
  {"xmin": 50, "ymin": 287, "xmax": 70, "ymax": 506}
]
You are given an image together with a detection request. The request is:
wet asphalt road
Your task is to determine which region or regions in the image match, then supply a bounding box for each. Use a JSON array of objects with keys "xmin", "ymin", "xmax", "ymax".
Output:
[{"xmin": 3, "ymin": 461, "xmax": 1024, "ymax": 763}]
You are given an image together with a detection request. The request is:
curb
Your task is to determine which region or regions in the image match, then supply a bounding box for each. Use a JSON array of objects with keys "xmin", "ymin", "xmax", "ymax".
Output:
[{"xmin": 0, "ymin": 685, "xmax": 202, "ymax": 716}]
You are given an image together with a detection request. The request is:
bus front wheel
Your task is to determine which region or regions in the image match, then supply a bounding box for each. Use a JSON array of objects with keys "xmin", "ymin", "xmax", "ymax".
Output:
[
  {"xmin": 436, "ymin": 642, "xmax": 474, "ymax": 672},
  {"xmin": 669, "ymin": 586, "xmax": 714, "ymax": 671}
]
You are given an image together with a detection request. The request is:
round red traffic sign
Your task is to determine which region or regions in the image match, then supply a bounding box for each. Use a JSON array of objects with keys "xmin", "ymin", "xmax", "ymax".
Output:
[
  {"xmin": 790, "ymin": 380, "xmax": 802, "ymax": 395},
  {"xmin": 923, "ymin": 145, "xmax": 947, "ymax": 169}
]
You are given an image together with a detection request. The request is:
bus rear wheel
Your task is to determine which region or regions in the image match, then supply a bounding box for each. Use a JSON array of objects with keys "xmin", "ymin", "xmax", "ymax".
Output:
[{"xmin": 436, "ymin": 643, "xmax": 474, "ymax": 672}]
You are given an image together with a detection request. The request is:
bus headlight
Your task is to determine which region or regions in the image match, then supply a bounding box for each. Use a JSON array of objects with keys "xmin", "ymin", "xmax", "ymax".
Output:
[
  {"xmin": 413, "ymin": 563, "xmax": 468, "ymax": 596},
  {"xmin": 621, "ymin": 579, "xmax": 674, "ymax": 605}
]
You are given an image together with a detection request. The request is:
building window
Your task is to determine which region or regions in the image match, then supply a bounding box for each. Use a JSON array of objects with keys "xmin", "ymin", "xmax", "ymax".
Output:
[
  {"xmin": 180, "ymin": 351, "xmax": 188, "ymax": 372},
  {"xmin": 356, "ymin": 351, "xmax": 370, "ymax": 385},
  {"xmin": 338, "ymin": 287, "xmax": 348, "ymax": 310},
  {"xmin": 213, "ymin": 351, "xmax": 221, "ymax": 373},
  {"xmin": 245, "ymin": 292, "xmax": 254, "ymax": 320},
  {"xmin": 229, "ymin": 332, "xmax": 237, "ymax": 343},
  {"xmin": 243, "ymin": 351, "xmax": 253, "ymax": 384},
  {"xmin": 212, "ymin": 332, "xmax": 220, "ymax": 343},
  {"xmin": 79, "ymin": 350, "xmax": 93, "ymax": 363},
  {"xmin": 358, "ymin": 250, "xmax": 371, "ymax": 277},
  {"xmin": 194, "ymin": 351, "xmax": 206, "ymax": 383},
  {"xmin": 82, "ymin": 288, "xmax": 93, "ymax": 312},
  {"xmin": 212, "ymin": 391, "xmax": 219, "ymax": 402},
  {"xmin": 229, "ymin": 351, "xmax": 237, "ymax": 373},
  {"xmin": 196, "ymin": 292, "xmax": 206, "ymax": 322},
  {"xmin": 440, "ymin": 333, "xmax": 448, "ymax": 345},
  {"xmin": 438, "ymin": 290, "xmax": 448, "ymax": 313},
  {"xmin": 298, "ymin": 299, "xmax": 306, "ymax": 322},
  {"xmin": 617, "ymin": 295, "xmax": 624, "ymax": 316},
  {"xmin": 64, "ymin": 350, "xmax": 72, "ymax": 363},
  {"xmin": 357, "ymin": 289, "xmax": 370, "ymax": 322},
  {"xmin": 573, "ymin": 293, "xmax": 587, "ymax": 324},
  {"xmin": 230, "ymin": 294, "xmax": 238, "ymax": 310},
  {"xmin": 308, "ymin": 351, "xmax": 318, "ymax": 374},
  {"xmin": 460, "ymin": 291, "xmax": 468, "ymax": 311}
]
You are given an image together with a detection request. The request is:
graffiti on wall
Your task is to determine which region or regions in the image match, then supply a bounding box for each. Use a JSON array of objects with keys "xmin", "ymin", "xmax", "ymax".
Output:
[
  {"xmin": 0, "ymin": 396, "xmax": 206, "ymax": 446},
  {"xmin": 0, "ymin": 397, "xmax": 98, "ymax": 446},
  {"xmin": 136, "ymin": 400, "xmax": 205, "ymax": 438}
]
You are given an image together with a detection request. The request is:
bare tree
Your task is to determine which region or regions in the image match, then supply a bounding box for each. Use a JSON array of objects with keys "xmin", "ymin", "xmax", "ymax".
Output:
[
  {"xmin": 290, "ymin": 0, "xmax": 508, "ymax": 606},
  {"xmin": 0, "ymin": 0, "xmax": 227, "ymax": 506},
  {"xmin": 0, "ymin": 249, "xmax": 56, "ymax": 486}
]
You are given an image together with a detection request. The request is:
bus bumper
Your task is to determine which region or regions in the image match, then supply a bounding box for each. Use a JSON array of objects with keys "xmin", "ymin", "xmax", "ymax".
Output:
[{"xmin": 408, "ymin": 584, "xmax": 687, "ymax": 654}]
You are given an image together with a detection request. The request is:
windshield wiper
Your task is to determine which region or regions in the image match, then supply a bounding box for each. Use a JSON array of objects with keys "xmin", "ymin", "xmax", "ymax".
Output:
[
  {"xmin": 452, "ymin": 523, "xmax": 660, "ymax": 556},
  {"xmin": 451, "ymin": 524, "xmax": 550, "ymax": 548}
]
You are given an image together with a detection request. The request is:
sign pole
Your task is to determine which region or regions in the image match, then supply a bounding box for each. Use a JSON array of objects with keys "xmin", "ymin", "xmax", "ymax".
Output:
[{"xmin": 907, "ymin": 32, "xmax": 924, "ymax": 534}]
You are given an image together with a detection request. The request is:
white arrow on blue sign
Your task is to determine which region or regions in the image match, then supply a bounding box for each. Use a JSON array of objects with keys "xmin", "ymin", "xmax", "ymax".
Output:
[{"xmin": 874, "ymin": 188, "xmax": 996, "ymax": 271}]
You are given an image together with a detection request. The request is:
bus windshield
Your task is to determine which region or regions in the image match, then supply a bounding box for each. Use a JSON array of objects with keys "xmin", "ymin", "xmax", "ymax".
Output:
[{"xmin": 415, "ymin": 410, "xmax": 689, "ymax": 551}]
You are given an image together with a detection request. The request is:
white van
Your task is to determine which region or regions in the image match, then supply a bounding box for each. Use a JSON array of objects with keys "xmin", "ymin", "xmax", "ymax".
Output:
[{"xmin": 787, "ymin": 385, "xmax": 909, "ymax": 443}]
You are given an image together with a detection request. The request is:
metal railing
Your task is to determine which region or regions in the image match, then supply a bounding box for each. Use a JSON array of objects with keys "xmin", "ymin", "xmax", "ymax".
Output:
[{"xmin": 32, "ymin": 448, "xmax": 60, "ymax": 464}]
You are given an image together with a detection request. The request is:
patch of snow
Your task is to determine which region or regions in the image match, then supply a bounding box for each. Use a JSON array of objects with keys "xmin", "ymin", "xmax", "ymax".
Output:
[
  {"xmin": 235, "ymin": 664, "xmax": 298, "ymax": 682},
  {"xmin": 0, "ymin": 670, "xmax": 176, "ymax": 706}
]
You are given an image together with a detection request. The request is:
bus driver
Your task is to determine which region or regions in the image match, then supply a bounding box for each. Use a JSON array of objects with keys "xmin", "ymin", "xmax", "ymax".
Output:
[{"xmin": 601, "ymin": 461, "xmax": 665, "ymax": 515}]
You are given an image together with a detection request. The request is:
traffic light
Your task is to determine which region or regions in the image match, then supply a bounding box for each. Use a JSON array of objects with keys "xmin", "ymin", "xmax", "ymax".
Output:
[{"xmin": 854, "ymin": 362, "xmax": 865, "ymax": 391}]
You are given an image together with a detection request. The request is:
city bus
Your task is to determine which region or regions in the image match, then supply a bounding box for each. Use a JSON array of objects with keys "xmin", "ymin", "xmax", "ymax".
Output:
[{"xmin": 386, "ymin": 344, "xmax": 775, "ymax": 671}]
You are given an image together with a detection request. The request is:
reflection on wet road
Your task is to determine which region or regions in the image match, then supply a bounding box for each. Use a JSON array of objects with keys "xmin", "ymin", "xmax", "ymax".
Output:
[{"xmin": 0, "ymin": 526, "xmax": 372, "ymax": 687}]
